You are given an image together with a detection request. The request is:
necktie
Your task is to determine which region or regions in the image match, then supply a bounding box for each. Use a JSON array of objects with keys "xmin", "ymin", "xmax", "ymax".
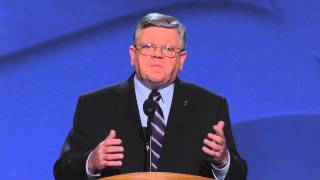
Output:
[{"xmin": 150, "ymin": 91, "xmax": 165, "ymax": 171}]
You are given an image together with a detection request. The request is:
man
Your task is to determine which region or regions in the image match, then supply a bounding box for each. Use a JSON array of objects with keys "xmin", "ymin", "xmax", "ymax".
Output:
[{"xmin": 54, "ymin": 13, "xmax": 247, "ymax": 180}]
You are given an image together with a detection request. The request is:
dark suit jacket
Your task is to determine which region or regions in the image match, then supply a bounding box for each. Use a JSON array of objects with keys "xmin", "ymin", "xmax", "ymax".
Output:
[{"xmin": 54, "ymin": 73, "xmax": 247, "ymax": 180}]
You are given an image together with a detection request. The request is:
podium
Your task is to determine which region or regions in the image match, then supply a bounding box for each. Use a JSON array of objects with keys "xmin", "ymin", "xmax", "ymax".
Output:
[{"xmin": 99, "ymin": 172, "xmax": 214, "ymax": 180}]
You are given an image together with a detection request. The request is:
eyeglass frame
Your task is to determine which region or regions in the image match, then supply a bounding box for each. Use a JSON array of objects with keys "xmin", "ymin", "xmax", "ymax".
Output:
[{"xmin": 133, "ymin": 42, "xmax": 184, "ymax": 58}]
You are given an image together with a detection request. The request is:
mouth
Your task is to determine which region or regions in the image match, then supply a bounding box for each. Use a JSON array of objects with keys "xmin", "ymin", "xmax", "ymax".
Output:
[
  {"xmin": 149, "ymin": 64, "xmax": 164, "ymax": 70},
  {"xmin": 150, "ymin": 64, "xmax": 163, "ymax": 68},
  {"xmin": 148, "ymin": 64, "xmax": 164, "ymax": 74}
]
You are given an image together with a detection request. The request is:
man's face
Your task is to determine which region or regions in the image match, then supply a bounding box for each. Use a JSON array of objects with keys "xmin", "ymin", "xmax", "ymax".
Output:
[{"xmin": 129, "ymin": 27, "xmax": 187, "ymax": 89}]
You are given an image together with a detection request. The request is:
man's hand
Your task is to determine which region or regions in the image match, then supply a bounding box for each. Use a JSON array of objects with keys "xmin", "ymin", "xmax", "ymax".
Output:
[
  {"xmin": 88, "ymin": 130, "xmax": 124, "ymax": 174},
  {"xmin": 202, "ymin": 121, "xmax": 228, "ymax": 166}
]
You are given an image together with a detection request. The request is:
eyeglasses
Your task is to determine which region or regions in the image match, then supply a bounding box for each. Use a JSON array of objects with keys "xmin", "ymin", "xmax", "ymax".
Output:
[{"xmin": 134, "ymin": 43, "xmax": 182, "ymax": 58}]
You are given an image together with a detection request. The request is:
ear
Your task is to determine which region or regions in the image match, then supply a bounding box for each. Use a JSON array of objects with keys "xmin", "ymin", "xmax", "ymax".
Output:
[
  {"xmin": 129, "ymin": 45, "xmax": 136, "ymax": 66},
  {"xmin": 178, "ymin": 51, "xmax": 187, "ymax": 70}
]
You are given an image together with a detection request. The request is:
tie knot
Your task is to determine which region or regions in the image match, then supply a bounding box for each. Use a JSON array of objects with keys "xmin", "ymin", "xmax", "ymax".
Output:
[{"xmin": 150, "ymin": 90, "xmax": 161, "ymax": 102}]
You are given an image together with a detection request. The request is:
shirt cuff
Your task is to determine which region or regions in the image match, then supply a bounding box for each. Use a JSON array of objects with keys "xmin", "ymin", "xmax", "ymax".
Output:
[
  {"xmin": 86, "ymin": 151, "xmax": 101, "ymax": 179},
  {"xmin": 211, "ymin": 150, "xmax": 231, "ymax": 180}
]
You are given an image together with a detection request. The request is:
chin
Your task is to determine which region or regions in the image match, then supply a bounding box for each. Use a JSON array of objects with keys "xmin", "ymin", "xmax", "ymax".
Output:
[
  {"xmin": 148, "ymin": 77, "xmax": 166, "ymax": 87},
  {"xmin": 149, "ymin": 78, "xmax": 165, "ymax": 84},
  {"xmin": 148, "ymin": 72, "xmax": 165, "ymax": 81}
]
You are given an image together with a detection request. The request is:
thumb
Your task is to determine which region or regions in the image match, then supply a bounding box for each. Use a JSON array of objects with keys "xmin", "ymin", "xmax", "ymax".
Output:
[
  {"xmin": 213, "ymin": 121, "xmax": 225, "ymax": 136},
  {"xmin": 106, "ymin": 129, "xmax": 117, "ymax": 140}
]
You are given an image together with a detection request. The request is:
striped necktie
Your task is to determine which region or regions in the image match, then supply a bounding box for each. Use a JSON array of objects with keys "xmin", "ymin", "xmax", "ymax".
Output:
[{"xmin": 150, "ymin": 91, "xmax": 166, "ymax": 171}]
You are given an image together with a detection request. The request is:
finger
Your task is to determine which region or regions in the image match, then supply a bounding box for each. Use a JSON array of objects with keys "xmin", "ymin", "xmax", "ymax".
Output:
[
  {"xmin": 203, "ymin": 138, "xmax": 222, "ymax": 151},
  {"xmin": 213, "ymin": 121, "xmax": 225, "ymax": 137},
  {"xmin": 202, "ymin": 146, "xmax": 219, "ymax": 158},
  {"xmin": 104, "ymin": 139, "xmax": 122, "ymax": 146},
  {"xmin": 207, "ymin": 133, "xmax": 224, "ymax": 145},
  {"xmin": 105, "ymin": 146, "xmax": 125, "ymax": 153},
  {"xmin": 104, "ymin": 153, "xmax": 124, "ymax": 161},
  {"xmin": 103, "ymin": 160, "xmax": 123, "ymax": 167}
]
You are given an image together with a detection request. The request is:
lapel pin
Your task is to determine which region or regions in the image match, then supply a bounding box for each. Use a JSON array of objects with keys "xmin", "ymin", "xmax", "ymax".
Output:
[{"xmin": 184, "ymin": 100, "xmax": 188, "ymax": 106}]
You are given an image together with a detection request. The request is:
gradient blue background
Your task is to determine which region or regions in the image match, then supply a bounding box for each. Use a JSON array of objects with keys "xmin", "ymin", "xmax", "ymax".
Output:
[{"xmin": 1, "ymin": 0, "xmax": 319, "ymax": 179}]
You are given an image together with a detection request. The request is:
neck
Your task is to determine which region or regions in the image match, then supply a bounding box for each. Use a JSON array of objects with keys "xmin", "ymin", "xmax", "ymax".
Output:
[{"xmin": 138, "ymin": 78, "xmax": 173, "ymax": 90}]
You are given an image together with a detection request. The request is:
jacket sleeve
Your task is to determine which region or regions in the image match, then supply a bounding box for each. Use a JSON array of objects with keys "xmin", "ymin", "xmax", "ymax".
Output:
[
  {"xmin": 53, "ymin": 97, "xmax": 94, "ymax": 180},
  {"xmin": 218, "ymin": 98, "xmax": 248, "ymax": 180}
]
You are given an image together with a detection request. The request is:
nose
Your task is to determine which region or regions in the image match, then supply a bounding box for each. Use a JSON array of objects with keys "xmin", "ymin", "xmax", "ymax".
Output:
[{"xmin": 151, "ymin": 47, "xmax": 164, "ymax": 59}]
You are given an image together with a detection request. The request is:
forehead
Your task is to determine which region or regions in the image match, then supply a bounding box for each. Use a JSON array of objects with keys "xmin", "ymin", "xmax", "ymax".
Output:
[{"xmin": 137, "ymin": 27, "xmax": 180, "ymax": 45}]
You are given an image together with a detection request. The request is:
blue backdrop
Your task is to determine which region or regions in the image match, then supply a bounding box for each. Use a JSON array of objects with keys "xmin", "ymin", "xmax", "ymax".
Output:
[{"xmin": 1, "ymin": 0, "xmax": 319, "ymax": 179}]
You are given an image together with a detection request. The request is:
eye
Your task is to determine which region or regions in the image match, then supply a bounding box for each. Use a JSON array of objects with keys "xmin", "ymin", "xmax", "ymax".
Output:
[
  {"xmin": 142, "ymin": 43, "xmax": 154, "ymax": 49},
  {"xmin": 163, "ymin": 45, "xmax": 175, "ymax": 52}
]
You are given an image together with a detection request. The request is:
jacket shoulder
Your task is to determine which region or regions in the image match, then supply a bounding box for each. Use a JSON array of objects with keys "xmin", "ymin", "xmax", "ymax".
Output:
[
  {"xmin": 180, "ymin": 80, "xmax": 226, "ymax": 102},
  {"xmin": 80, "ymin": 80, "xmax": 128, "ymax": 100}
]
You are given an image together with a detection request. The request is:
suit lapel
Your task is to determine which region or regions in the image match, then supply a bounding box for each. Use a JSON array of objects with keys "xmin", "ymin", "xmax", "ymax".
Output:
[
  {"xmin": 114, "ymin": 74, "xmax": 146, "ymax": 172},
  {"xmin": 158, "ymin": 79, "xmax": 192, "ymax": 170},
  {"xmin": 115, "ymin": 74, "xmax": 143, "ymax": 134}
]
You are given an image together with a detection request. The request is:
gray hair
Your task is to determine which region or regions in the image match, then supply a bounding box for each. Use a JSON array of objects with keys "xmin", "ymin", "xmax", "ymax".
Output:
[{"xmin": 133, "ymin": 13, "xmax": 186, "ymax": 51}]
